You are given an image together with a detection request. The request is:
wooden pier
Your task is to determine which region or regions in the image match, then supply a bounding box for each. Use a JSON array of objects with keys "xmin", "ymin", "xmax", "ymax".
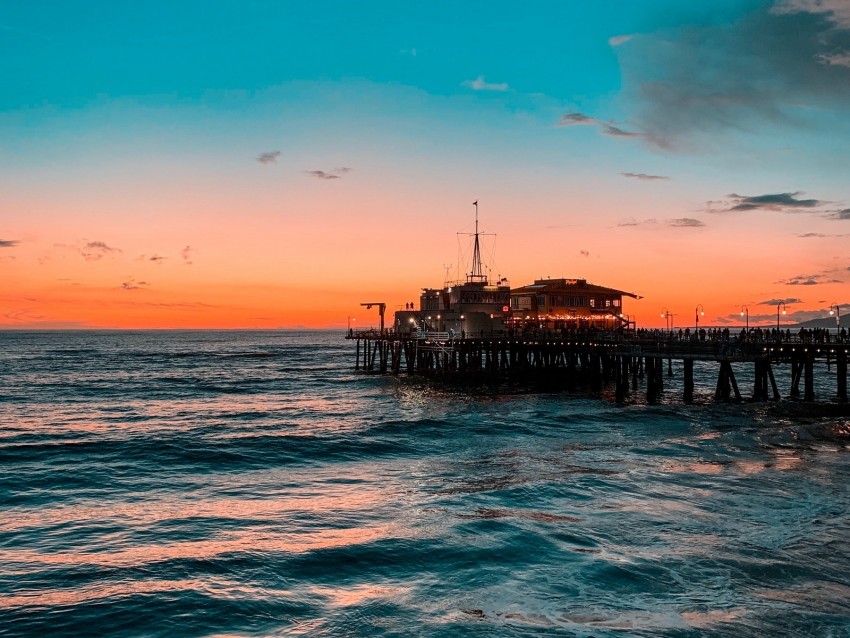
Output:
[{"xmin": 347, "ymin": 332, "xmax": 848, "ymax": 404}]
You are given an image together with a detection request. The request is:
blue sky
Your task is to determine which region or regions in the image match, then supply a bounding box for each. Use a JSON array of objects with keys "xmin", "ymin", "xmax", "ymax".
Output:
[{"xmin": 1, "ymin": 0, "xmax": 849, "ymax": 328}]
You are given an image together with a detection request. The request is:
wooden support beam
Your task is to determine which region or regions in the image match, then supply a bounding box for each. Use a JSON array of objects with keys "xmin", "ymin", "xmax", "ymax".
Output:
[
  {"xmin": 838, "ymin": 352, "xmax": 847, "ymax": 402},
  {"xmin": 804, "ymin": 351, "xmax": 815, "ymax": 402},
  {"xmin": 683, "ymin": 358, "xmax": 694, "ymax": 403}
]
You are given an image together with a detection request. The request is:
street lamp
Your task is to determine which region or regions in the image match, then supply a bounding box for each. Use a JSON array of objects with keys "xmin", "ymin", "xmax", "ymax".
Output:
[
  {"xmin": 829, "ymin": 303, "xmax": 840, "ymax": 330},
  {"xmin": 348, "ymin": 316, "xmax": 356, "ymax": 331},
  {"xmin": 695, "ymin": 304, "xmax": 705, "ymax": 333},
  {"xmin": 777, "ymin": 301, "xmax": 787, "ymax": 331},
  {"xmin": 740, "ymin": 305, "xmax": 748, "ymax": 331},
  {"xmin": 460, "ymin": 314, "xmax": 465, "ymax": 338},
  {"xmin": 661, "ymin": 307, "xmax": 669, "ymax": 331}
]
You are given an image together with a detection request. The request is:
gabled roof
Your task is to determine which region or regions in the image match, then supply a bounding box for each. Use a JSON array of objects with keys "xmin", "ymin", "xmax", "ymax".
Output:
[{"xmin": 511, "ymin": 278, "xmax": 642, "ymax": 299}]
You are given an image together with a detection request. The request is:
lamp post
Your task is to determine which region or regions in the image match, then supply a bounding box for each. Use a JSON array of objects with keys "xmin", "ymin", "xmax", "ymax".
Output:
[
  {"xmin": 348, "ymin": 316, "xmax": 356, "ymax": 333},
  {"xmin": 661, "ymin": 307, "xmax": 669, "ymax": 331},
  {"xmin": 460, "ymin": 314, "xmax": 465, "ymax": 338},
  {"xmin": 695, "ymin": 304, "xmax": 704, "ymax": 333},
  {"xmin": 777, "ymin": 301, "xmax": 787, "ymax": 332},
  {"xmin": 740, "ymin": 305, "xmax": 748, "ymax": 332},
  {"xmin": 829, "ymin": 303, "xmax": 840, "ymax": 330}
]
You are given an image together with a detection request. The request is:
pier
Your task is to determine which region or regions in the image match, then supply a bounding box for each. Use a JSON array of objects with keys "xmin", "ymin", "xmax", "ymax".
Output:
[{"xmin": 347, "ymin": 331, "xmax": 848, "ymax": 404}]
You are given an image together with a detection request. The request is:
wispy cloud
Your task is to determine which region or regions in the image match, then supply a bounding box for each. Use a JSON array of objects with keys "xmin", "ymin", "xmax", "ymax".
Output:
[
  {"xmin": 829, "ymin": 208, "xmax": 850, "ymax": 220},
  {"xmin": 758, "ymin": 297, "xmax": 803, "ymax": 305},
  {"xmin": 0, "ymin": 239, "xmax": 19, "ymax": 248},
  {"xmin": 608, "ymin": 34, "xmax": 632, "ymax": 47},
  {"xmin": 616, "ymin": 3, "xmax": 850, "ymax": 149},
  {"xmin": 80, "ymin": 240, "xmax": 121, "ymax": 261},
  {"xmin": 462, "ymin": 75, "xmax": 509, "ymax": 91},
  {"xmin": 305, "ymin": 167, "xmax": 353, "ymax": 180},
  {"xmin": 180, "ymin": 246, "xmax": 194, "ymax": 265},
  {"xmin": 620, "ymin": 172, "xmax": 669, "ymax": 181},
  {"xmin": 772, "ymin": 0, "xmax": 850, "ymax": 29},
  {"xmin": 667, "ymin": 217, "xmax": 705, "ymax": 228},
  {"xmin": 256, "ymin": 151, "xmax": 281, "ymax": 164},
  {"xmin": 557, "ymin": 112, "xmax": 641, "ymax": 139},
  {"xmin": 579, "ymin": 249, "xmax": 590, "ymax": 257},
  {"xmin": 616, "ymin": 216, "xmax": 703, "ymax": 228}
]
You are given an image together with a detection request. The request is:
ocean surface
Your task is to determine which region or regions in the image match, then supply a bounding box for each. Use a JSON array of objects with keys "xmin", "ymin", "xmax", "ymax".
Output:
[{"xmin": 1, "ymin": 330, "xmax": 849, "ymax": 637}]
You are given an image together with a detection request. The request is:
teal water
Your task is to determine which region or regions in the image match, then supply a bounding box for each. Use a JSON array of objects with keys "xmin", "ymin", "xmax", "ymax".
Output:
[{"xmin": 1, "ymin": 331, "xmax": 848, "ymax": 637}]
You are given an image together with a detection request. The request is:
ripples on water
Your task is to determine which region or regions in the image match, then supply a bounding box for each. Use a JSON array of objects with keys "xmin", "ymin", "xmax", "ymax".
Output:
[{"xmin": 1, "ymin": 330, "xmax": 848, "ymax": 637}]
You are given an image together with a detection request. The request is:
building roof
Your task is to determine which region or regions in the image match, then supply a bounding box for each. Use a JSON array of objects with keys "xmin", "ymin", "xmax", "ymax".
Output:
[{"xmin": 511, "ymin": 278, "xmax": 641, "ymax": 299}]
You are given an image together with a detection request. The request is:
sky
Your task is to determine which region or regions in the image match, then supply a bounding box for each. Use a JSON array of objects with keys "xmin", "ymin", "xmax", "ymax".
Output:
[{"xmin": 1, "ymin": 0, "xmax": 849, "ymax": 329}]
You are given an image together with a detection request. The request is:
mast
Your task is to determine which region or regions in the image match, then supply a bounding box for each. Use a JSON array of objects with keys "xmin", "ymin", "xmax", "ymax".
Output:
[{"xmin": 469, "ymin": 200, "xmax": 486, "ymax": 283}]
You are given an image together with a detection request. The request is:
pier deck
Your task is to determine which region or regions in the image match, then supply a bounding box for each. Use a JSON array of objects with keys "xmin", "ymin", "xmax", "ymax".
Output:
[{"xmin": 347, "ymin": 331, "xmax": 848, "ymax": 404}]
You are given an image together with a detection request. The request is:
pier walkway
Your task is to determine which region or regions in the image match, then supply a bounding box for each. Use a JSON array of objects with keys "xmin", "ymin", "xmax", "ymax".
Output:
[{"xmin": 347, "ymin": 331, "xmax": 848, "ymax": 404}]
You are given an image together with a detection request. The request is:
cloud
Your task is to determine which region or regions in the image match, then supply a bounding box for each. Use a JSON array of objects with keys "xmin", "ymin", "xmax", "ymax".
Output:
[
  {"xmin": 819, "ymin": 51, "xmax": 850, "ymax": 66},
  {"xmin": 602, "ymin": 124, "xmax": 640, "ymax": 138},
  {"xmin": 120, "ymin": 279, "xmax": 150, "ymax": 291},
  {"xmin": 138, "ymin": 254, "xmax": 166, "ymax": 263},
  {"xmin": 616, "ymin": 3, "xmax": 850, "ymax": 149},
  {"xmin": 609, "ymin": 34, "xmax": 632, "ymax": 47},
  {"xmin": 778, "ymin": 272, "xmax": 843, "ymax": 285},
  {"xmin": 0, "ymin": 239, "xmax": 19, "ymax": 247},
  {"xmin": 557, "ymin": 112, "xmax": 641, "ymax": 139},
  {"xmin": 829, "ymin": 208, "xmax": 850, "ymax": 220},
  {"xmin": 667, "ymin": 217, "xmax": 705, "ymax": 227},
  {"xmin": 712, "ymin": 191, "xmax": 824, "ymax": 213},
  {"xmin": 758, "ymin": 297, "xmax": 803, "ymax": 305},
  {"xmin": 579, "ymin": 249, "xmax": 590, "ymax": 257},
  {"xmin": 620, "ymin": 172, "xmax": 669, "ymax": 181},
  {"xmin": 616, "ymin": 217, "xmax": 657, "ymax": 227},
  {"xmin": 305, "ymin": 167, "xmax": 353, "ymax": 180},
  {"xmin": 772, "ymin": 0, "xmax": 850, "ymax": 29},
  {"xmin": 462, "ymin": 75, "xmax": 509, "ymax": 91},
  {"xmin": 256, "ymin": 151, "xmax": 281, "ymax": 164},
  {"xmin": 180, "ymin": 245, "xmax": 194, "ymax": 265},
  {"xmin": 80, "ymin": 240, "xmax": 121, "ymax": 261}
]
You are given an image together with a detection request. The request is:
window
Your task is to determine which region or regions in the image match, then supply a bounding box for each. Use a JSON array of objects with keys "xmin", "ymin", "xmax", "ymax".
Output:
[
  {"xmin": 613, "ymin": 299, "xmax": 621, "ymax": 307},
  {"xmin": 589, "ymin": 298, "xmax": 596, "ymax": 308}
]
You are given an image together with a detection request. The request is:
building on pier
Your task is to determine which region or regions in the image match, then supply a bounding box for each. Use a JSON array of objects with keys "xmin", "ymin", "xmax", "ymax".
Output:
[
  {"xmin": 508, "ymin": 278, "xmax": 641, "ymax": 332},
  {"xmin": 394, "ymin": 202, "xmax": 511, "ymax": 337}
]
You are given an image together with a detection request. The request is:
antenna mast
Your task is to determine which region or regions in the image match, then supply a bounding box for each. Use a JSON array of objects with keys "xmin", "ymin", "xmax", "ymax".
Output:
[{"xmin": 469, "ymin": 200, "xmax": 486, "ymax": 283}]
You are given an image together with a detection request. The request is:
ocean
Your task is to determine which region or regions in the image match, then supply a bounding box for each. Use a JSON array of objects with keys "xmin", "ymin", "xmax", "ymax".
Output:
[{"xmin": 1, "ymin": 330, "xmax": 849, "ymax": 637}]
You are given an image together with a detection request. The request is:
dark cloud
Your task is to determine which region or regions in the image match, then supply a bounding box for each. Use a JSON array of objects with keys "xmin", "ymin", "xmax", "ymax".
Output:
[
  {"xmin": 557, "ymin": 112, "xmax": 641, "ymax": 140},
  {"xmin": 667, "ymin": 217, "xmax": 705, "ymax": 227},
  {"xmin": 180, "ymin": 246, "xmax": 194, "ymax": 265},
  {"xmin": 0, "ymin": 239, "xmax": 19, "ymax": 247},
  {"xmin": 758, "ymin": 297, "xmax": 803, "ymax": 305},
  {"xmin": 829, "ymin": 208, "xmax": 850, "ymax": 220},
  {"xmin": 579, "ymin": 249, "xmax": 590, "ymax": 257},
  {"xmin": 81, "ymin": 240, "xmax": 121, "ymax": 261},
  {"xmin": 616, "ymin": 3, "xmax": 850, "ymax": 149},
  {"xmin": 559, "ymin": 112, "xmax": 595, "ymax": 125},
  {"xmin": 120, "ymin": 279, "xmax": 150, "ymax": 291},
  {"xmin": 602, "ymin": 124, "xmax": 640, "ymax": 138},
  {"xmin": 305, "ymin": 167, "xmax": 353, "ymax": 180},
  {"xmin": 256, "ymin": 151, "xmax": 281, "ymax": 164},
  {"xmin": 777, "ymin": 272, "xmax": 842, "ymax": 285},
  {"xmin": 620, "ymin": 172, "xmax": 669, "ymax": 181},
  {"xmin": 711, "ymin": 191, "xmax": 825, "ymax": 213}
]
